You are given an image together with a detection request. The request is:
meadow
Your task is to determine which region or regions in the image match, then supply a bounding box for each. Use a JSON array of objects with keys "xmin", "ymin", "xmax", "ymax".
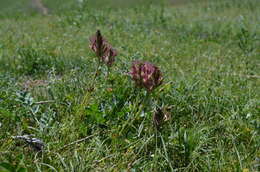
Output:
[{"xmin": 0, "ymin": 0, "xmax": 259, "ymax": 171}]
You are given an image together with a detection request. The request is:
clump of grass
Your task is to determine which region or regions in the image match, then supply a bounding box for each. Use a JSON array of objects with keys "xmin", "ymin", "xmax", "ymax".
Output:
[{"xmin": 16, "ymin": 47, "xmax": 65, "ymax": 75}]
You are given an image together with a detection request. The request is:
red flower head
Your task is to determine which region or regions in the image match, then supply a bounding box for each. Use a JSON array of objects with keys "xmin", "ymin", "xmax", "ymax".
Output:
[
  {"xmin": 130, "ymin": 61, "xmax": 163, "ymax": 91},
  {"xmin": 89, "ymin": 30, "xmax": 117, "ymax": 66}
]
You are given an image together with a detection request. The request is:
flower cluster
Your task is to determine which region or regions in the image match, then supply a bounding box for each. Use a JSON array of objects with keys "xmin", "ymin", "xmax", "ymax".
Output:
[
  {"xmin": 89, "ymin": 30, "xmax": 117, "ymax": 66},
  {"xmin": 89, "ymin": 30, "xmax": 163, "ymax": 91},
  {"xmin": 130, "ymin": 61, "xmax": 163, "ymax": 91}
]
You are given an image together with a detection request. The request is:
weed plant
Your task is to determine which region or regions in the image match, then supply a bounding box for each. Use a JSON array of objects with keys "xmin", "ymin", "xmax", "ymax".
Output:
[{"xmin": 0, "ymin": 0, "xmax": 259, "ymax": 171}]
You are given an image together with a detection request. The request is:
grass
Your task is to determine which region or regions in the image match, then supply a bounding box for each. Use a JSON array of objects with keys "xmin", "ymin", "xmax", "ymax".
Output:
[{"xmin": 0, "ymin": 0, "xmax": 259, "ymax": 171}]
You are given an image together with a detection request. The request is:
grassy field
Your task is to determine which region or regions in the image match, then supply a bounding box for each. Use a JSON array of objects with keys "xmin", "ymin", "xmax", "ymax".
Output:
[{"xmin": 0, "ymin": 0, "xmax": 259, "ymax": 171}]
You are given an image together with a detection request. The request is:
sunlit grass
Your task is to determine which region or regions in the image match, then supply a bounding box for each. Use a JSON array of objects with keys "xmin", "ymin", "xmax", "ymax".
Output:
[{"xmin": 0, "ymin": 0, "xmax": 259, "ymax": 171}]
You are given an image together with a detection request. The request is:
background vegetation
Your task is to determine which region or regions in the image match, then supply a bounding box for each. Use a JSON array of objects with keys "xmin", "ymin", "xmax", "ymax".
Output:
[{"xmin": 0, "ymin": 0, "xmax": 259, "ymax": 171}]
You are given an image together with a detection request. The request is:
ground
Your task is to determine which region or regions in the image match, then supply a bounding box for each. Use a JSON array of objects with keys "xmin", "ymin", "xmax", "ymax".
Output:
[{"xmin": 0, "ymin": 0, "xmax": 259, "ymax": 171}]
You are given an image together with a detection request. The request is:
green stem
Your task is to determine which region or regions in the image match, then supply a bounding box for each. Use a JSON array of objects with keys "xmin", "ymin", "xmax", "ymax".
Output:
[
  {"xmin": 106, "ymin": 66, "xmax": 111, "ymax": 79},
  {"xmin": 142, "ymin": 91, "xmax": 152, "ymax": 115},
  {"xmin": 89, "ymin": 59, "xmax": 101, "ymax": 91}
]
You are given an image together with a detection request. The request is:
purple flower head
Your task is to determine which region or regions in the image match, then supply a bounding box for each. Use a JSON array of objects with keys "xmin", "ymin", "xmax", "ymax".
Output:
[
  {"xmin": 101, "ymin": 44, "xmax": 117, "ymax": 66},
  {"xmin": 89, "ymin": 30, "xmax": 117, "ymax": 66},
  {"xmin": 130, "ymin": 61, "xmax": 163, "ymax": 91}
]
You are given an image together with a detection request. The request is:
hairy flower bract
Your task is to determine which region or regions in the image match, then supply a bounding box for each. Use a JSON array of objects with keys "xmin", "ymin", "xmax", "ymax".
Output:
[
  {"xmin": 89, "ymin": 30, "xmax": 117, "ymax": 66},
  {"xmin": 130, "ymin": 61, "xmax": 163, "ymax": 91}
]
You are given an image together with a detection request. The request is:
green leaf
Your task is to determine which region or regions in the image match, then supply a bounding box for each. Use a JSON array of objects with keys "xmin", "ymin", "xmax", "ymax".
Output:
[
  {"xmin": 85, "ymin": 104, "xmax": 105, "ymax": 124},
  {"xmin": 0, "ymin": 162, "xmax": 15, "ymax": 172},
  {"xmin": 17, "ymin": 167, "xmax": 28, "ymax": 172},
  {"xmin": 0, "ymin": 108, "xmax": 15, "ymax": 120}
]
